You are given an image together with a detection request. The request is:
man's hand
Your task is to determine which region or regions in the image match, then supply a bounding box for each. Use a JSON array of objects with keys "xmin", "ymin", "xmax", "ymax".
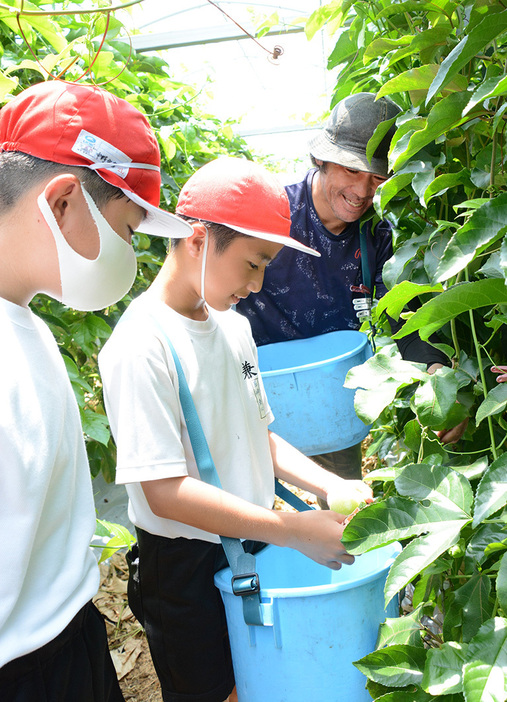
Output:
[
  {"xmin": 492, "ymin": 365, "xmax": 507, "ymax": 383},
  {"xmin": 427, "ymin": 363, "xmax": 469, "ymax": 444}
]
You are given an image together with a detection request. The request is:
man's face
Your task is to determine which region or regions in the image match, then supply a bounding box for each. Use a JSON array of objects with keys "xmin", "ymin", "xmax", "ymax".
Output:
[{"xmin": 313, "ymin": 162, "xmax": 387, "ymax": 233}]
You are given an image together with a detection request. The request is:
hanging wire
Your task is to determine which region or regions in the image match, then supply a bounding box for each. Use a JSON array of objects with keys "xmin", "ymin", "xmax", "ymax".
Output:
[{"xmin": 205, "ymin": 0, "xmax": 284, "ymax": 63}]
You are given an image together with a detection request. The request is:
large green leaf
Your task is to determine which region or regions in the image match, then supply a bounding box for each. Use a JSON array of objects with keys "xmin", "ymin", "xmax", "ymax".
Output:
[
  {"xmin": 377, "ymin": 606, "xmax": 426, "ymax": 648},
  {"xmin": 392, "ymin": 280, "xmax": 507, "ymax": 341},
  {"xmin": 421, "ymin": 642, "xmax": 467, "ymax": 695},
  {"xmin": 376, "ymin": 281, "xmax": 444, "ymax": 321},
  {"xmin": 427, "ymin": 10, "xmax": 507, "ymax": 102},
  {"xmin": 476, "ymin": 384, "xmax": 507, "ymax": 426},
  {"xmin": 435, "ymin": 194, "xmax": 507, "ymax": 282},
  {"xmin": 473, "ymin": 454, "xmax": 507, "ymax": 528},
  {"xmin": 464, "ymin": 75, "xmax": 507, "ymax": 115},
  {"xmin": 346, "ymin": 349, "xmax": 426, "ymax": 422},
  {"xmin": 453, "ymin": 573, "xmax": 494, "ymax": 643},
  {"xmin": 412, "ymin": 368, "xmax": 459, "ymax": 428},
  {"xmin": 391, "ymin": 92, "xmax": 470, "ymax": 170},
  {"xmin": 423, "ymin": 170, "xmax": 471, "ymax": 207},
  {"xmin": 462, "ymin": 618, "xmax": 507, "ymax": 702},
  {"xmin": 343, "ymin": 493, "xmax": 470, "ymax": 555},
  {"xmin": 395, "ymin": 464, "xmax": 473, "ymax": 516},
  {"xmin": 384, "ymin": 527, "xmax": 463, "ymax": 605},
  {"xmin": 353, "ymin": 645, "xmax": 427, "ymax": 688}
]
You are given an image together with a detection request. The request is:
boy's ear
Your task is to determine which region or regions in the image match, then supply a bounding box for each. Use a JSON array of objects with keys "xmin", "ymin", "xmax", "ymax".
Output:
[
  {"xmin": 42, "ymin": 174, "xmax": 83, "ymax": 228},
  {"xmin": 186, "ymin": 221, "xmax": 208, "ymax": 259}
]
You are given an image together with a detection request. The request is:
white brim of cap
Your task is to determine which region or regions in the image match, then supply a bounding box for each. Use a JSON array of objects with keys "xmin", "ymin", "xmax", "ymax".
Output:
[
  {"xmin": 124, "ymin": 189, "xmax": 193, "ymax": 238},
  {"xmin": 217, "ymin": 222, "xmax": 321, "ymax": 257}
]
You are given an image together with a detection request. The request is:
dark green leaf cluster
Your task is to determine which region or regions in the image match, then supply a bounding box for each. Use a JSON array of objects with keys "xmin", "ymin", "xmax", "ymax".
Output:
[{"xmin": 309, "ymin": 0, "xmax": 507, "ymax": 698}]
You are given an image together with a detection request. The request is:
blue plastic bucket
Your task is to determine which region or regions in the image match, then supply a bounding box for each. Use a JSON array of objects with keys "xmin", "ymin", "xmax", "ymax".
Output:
[
  {"xmin": 215, "ymin": 542, "xmax": 400, "ymax": 701},
  {"xmin": 257, "ymin": 330, "xmax": 372, "ymax": 456}
]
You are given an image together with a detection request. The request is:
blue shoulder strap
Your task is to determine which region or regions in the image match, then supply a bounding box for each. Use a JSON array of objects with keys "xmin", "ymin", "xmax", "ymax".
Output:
[{"xmin": 157, "ymin": 322, "xmax": 313, "ymax": 626}]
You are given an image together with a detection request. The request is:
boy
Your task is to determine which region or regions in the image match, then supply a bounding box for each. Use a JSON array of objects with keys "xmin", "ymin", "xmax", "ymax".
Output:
[
  {"xmin": 0, "ymin": 80, "xmax": 191, "ymax": 702},
  {"xmin": 99, "ymin": 157, "xmax": 370, "ymax": 702}
]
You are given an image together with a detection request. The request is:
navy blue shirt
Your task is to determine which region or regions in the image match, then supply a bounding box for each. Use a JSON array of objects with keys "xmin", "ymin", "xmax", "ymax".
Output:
[
  {"xmin": 237, "ymin": 169, "xmax": 393, "ymax": 346},
  {"xmin": 237, "ymin": 169, "xmax": 448, "ymax": 368}
]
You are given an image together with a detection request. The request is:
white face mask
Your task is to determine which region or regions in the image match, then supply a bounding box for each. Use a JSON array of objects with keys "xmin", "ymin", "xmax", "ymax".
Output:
[{"xmin": 37, "ymin": 186, "xmax": 137, "ymax": 311}]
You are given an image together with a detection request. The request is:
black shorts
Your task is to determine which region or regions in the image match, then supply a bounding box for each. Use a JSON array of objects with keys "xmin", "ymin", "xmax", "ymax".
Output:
[
  {"xmin": 128, "ymin": 528, "xmax": 265, "ymax": 702},
  {"xmin": 0, "ymin": 600, "xmax": 124, "ymax": 702}
]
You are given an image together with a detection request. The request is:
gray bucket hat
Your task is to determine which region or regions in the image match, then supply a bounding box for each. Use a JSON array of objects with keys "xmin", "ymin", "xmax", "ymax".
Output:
[{"xmin": 309, "ymin": 92, "xmax": 400, "ymax": 177}]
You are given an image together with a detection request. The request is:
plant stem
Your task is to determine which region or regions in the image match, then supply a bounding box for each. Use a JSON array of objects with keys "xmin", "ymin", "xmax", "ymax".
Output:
[{"xmin": 465, "ymin": 268, "xmax": 498, "ymax": 460}]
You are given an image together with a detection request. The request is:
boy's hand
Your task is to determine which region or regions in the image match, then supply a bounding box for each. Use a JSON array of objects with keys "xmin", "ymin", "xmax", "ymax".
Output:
[
  {"xmin": 326, "ymin": 479, "xmax": 373, "ymax": 516},
  {"xmin": 284, "ymin": 510, "xmax": 355, "ymax": 570}
]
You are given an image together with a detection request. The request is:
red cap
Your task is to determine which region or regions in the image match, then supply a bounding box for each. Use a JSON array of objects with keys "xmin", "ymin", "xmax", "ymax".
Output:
[
  {"xmin": 176, "ymin": 157, "xmax": 320, "ymax": 257},
  {"xmin": 0, "ymin": 80, "xmax": 191, "ymax": 238}
]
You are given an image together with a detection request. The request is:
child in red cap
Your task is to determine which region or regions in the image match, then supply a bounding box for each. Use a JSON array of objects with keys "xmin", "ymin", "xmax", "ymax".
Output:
[
  {"xmin": 99, "ymin": 157, "xmax": 371, "ymax": 702},
  {"xmin": 0, "ymin": 81, "xmax": 190, "ymax": 702}
]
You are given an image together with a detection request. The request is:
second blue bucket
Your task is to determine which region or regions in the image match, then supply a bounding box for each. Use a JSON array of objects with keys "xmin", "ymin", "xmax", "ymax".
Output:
[
  {"xmin": 257, "ymin": 330, "xmax": 372, "ymax": 456},
  {"xmin": 215, "ymin": 541, "xmax": 401, "ymax": 701}
]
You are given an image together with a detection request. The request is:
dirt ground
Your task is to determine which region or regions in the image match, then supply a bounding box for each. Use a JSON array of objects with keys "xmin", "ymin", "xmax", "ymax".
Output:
[{"xmin": 97, "ymin": 444, "xmax": 377, "ymax": 701}]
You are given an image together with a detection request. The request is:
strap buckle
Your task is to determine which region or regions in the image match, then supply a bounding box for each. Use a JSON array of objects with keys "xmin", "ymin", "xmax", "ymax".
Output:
[{"xmin": 231, "ymin": 572, "xmax": 260, "ymax": 597}]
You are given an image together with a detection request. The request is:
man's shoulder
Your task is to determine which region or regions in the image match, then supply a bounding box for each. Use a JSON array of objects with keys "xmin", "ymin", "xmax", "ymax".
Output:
[{"xmin": 284, "ymin": 169, "xmax": 314, "ymax": 203}]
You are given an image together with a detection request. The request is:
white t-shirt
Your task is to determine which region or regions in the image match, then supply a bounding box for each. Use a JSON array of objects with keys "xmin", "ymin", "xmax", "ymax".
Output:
[
  {"xmin": 99, "ymin": 292, "xmax": 275, "ymax": 543},
  {"xmin": 0, "ymin": 298, "xmax": 99, "ymax": 668}
]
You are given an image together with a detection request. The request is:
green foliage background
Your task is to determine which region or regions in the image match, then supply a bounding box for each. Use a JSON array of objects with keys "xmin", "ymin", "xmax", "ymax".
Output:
[
  {"xmin": 307, "ymin": 1, "xmax": 507, "ymax": 699},
  {"xmin": 0, "ymin": 0, "xmax": 251, "ymax": 481}
]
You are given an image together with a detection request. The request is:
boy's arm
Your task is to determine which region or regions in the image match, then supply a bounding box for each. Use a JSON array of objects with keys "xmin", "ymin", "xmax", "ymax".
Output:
[
  {"xmin": 268, "ymin": 430, "xmax": 372, "ymax": 503},
  {"xmin": 141, "ymin": 475, "xmax": 355, "ymax": 570}
]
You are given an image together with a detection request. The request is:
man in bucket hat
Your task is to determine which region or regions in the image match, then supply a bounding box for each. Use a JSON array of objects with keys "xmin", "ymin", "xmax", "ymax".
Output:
[
  {"xmin": 237, "ymin": 92, "xmax": 461, "ymax": 496},
  {"xmin": 0, "ymin": 80, "xmax": 191, "ymax": 702},
  {"xmin": 99, "ymin": 156, "xmax": 372, "ymax": 702}
]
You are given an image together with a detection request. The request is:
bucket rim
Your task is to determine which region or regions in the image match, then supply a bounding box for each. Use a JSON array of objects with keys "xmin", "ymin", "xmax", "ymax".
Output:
[
  {"xmin": 214, "ymin": 543, "xmax": 402, "ymax": 599},
  {"xmin": 258, "ymin": 330, "xmax": 369, "ymax": 377}
]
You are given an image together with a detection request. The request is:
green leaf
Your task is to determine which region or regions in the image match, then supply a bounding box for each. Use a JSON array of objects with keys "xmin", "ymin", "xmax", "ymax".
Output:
[
  {"xmin": 412, "ymin": 368, "xmax": 459, "ymax": 428},
  {"xmin": 395, "ymin": 464, "xmax": 473, "ymax": 516},
  {"xmin": 377, "ymin": 606, "xmax": 426, "ymax": 648},
  {"xmin": 343, "ymin": 492, "xmax": 470, "ymax": 556},
  {"xmin": 466, "ymin": 523, "xmax": 507, "ymax": 568},
  {"xmin": 363, "ymin": 36, "xmax": 412, "ymax": 63},
  {"xmin": 376, "ymin": 281, "xmax": 444, "ymax": 321},
  {"xmin": 392, "ymin": 280, "xmax": 507, "ymax": 342},
  {"xmin": 384, "ymin": 527, "xmax": 463, "ymax": 605},
  {"xmin": 453, "ymin": 573, "xmax": 493, "ymax": 643},
  {"xmin": 427, "ymin": 10, "xmax": 507, "ymax": 102},
  {"xmin": 423, "ymin": 170, "xmax": 471, "ymax": 207},
  {"xmin": 374, "ymin": 172, "xmax": 415, "ymax": 212},
  {"xmin": 392, "ymin": 92, "xmax": 470, "ymax": 171},
  {"xmin": 473, "ymin": 454, "xmax": 507, "ymax": 528},
  {"xmin": 345, "ymin": 350, "xmax": 426, "ymax": 423},
  {"xmin": 462, "ymin": 618, "xmax": 507, "ymax": 702},
  {"xmin": 354, "ymin": 645, "xmax": 427, "ymax": 687},
  {"xmin": 435, "ymin": 194, "xmax": 507, "ymax": 282},
  {"xmin": 497, "ymin": 552, "xmax": 507, "ymax": 615},
  {"xmin": 81, "ymin": 409, "xmax": 110, "ymax": 446},
  {"xmin": 476, "ymin": 384, "xmax": 507, "ymax": 426},
  {"xmin": 421, "ymin": 641, "xmax": 467, "ymax": 695},
  {"xmin": 377, "ymin": 65, "xmax": 440, "ymax": 98},
  {"xmin": 464, "ymin": 74, "xmax": 507, "ymax": 115}
]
